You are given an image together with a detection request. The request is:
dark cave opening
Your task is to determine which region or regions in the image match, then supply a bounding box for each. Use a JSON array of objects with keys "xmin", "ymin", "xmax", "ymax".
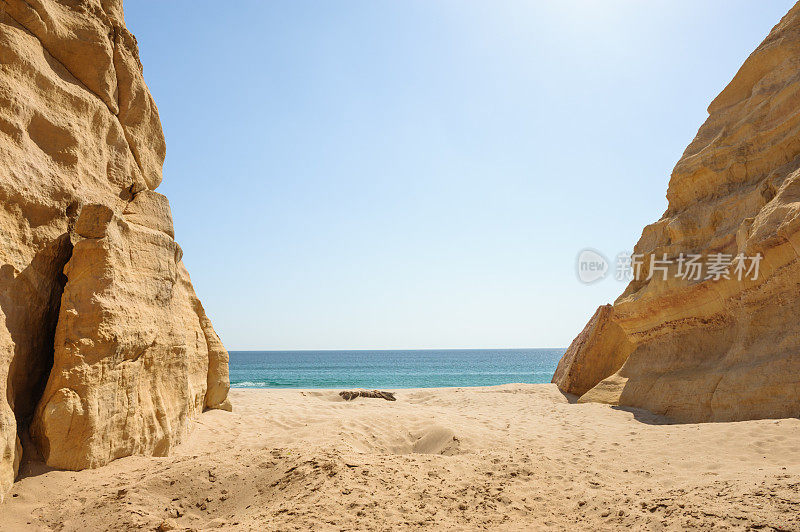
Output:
[{"xmin": 0, "ymin": 232, "xmax": 72, "ymax": 470}]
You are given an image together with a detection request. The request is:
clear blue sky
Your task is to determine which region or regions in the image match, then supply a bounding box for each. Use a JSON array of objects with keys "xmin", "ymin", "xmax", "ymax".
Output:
[{"xmin": 124, "ymin": 1, "xmax": 794, "ymax": 350}]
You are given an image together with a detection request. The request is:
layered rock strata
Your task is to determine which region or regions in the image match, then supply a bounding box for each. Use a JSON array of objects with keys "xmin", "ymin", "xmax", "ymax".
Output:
[
  {"xmin": 0, "ymin": 0, "xmax": 230, "ymax": 502},
  {"xmin": 554, "ymin": 3, "xmax": 800, "ymax": 423}
]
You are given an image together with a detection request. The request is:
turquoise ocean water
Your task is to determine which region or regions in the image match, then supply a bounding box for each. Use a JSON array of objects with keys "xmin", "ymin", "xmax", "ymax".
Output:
[{"xmin": 229, "ymin": 349, "xmax": 564, "ymax": 389}]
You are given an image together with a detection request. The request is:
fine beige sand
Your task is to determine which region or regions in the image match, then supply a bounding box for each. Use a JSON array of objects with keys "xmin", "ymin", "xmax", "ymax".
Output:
[{"xmin": 2, "ymin": 384, "xmax": 799, "ymax": 531}]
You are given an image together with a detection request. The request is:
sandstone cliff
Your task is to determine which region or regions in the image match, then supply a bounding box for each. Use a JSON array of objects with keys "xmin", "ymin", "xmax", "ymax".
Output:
[
  {"xmin": 0, "ymin": 0, "xmax": 230, "ymax": 502},
  {"xmin": 554, "ymin": 3, "xmax": 800, "ymax": 423}
]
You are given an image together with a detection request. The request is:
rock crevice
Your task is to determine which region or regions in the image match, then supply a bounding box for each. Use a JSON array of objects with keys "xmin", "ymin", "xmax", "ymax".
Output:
[{"xmin": 0, "ymin": 0, "xmax": 229, "ymax": 502}]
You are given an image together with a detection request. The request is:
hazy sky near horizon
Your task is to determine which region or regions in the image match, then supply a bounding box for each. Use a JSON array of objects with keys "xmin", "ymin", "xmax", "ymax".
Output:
[{"xmin": 125, "ymin": 1, "xmax": 794, "ymax": 350}]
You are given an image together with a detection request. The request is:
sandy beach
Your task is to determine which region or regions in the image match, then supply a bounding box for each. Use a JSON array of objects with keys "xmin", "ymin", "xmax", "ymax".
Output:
[
  {"xmin": 2, "ymin": 384, "xmax": 798, "ymax": 531},
  {"xmin": 3, "ymin": 1, "xmax": 800, "ymax": 529}
]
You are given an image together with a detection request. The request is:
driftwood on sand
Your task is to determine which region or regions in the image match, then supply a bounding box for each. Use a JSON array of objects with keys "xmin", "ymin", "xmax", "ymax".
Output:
[{"xmin": 339, "ymin": 390, "xmax": 396, "ymax": 401}]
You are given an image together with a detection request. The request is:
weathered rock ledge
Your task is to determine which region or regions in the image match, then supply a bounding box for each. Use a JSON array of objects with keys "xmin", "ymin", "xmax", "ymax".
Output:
[
  {"xmin": 554, "ymin": 3, "xmax": 800, "ymax": 423},
  {"xmin": 0, "ymin": 0, "xmax": 230, "ymax": 502}
]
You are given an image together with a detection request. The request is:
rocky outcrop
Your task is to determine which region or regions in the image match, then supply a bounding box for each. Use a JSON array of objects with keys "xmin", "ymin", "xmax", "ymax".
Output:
[
  {"xmin": 339, "ymin": 390, "xmax": 397, "ymax": 401},
  {"xmin": 0, "ymin": 0, "xmax": 229, "ymax": 501},
  {"xmin": 551, "ymin": 305, "xmax": 632, "ymax": 398},
  {"xmin": 554, "ymin": 3, "xmax": 800, "ymax": 423}
]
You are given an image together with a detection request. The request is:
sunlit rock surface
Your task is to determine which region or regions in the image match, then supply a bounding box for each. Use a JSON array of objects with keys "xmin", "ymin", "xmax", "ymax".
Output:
[
  {"xmin": 554, "ymin": 4, "xmax": 800, "ymax": 423},
  {"xmin": 0, "ymin": 0, "xmax": 229, "ymax": 501}
]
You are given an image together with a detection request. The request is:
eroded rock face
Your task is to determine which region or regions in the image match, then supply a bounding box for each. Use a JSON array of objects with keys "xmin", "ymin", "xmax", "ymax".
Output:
[
  {"xmin": 0, "ymin": 0, "xmax": 229, "ymax": 500},
  {"xmin": 551, "ymin": 305, "xmax": 632, "ymax": 398},
  {"xmin": 554, "ymin": 4, "xmax": 800, "ymax": 423}
]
